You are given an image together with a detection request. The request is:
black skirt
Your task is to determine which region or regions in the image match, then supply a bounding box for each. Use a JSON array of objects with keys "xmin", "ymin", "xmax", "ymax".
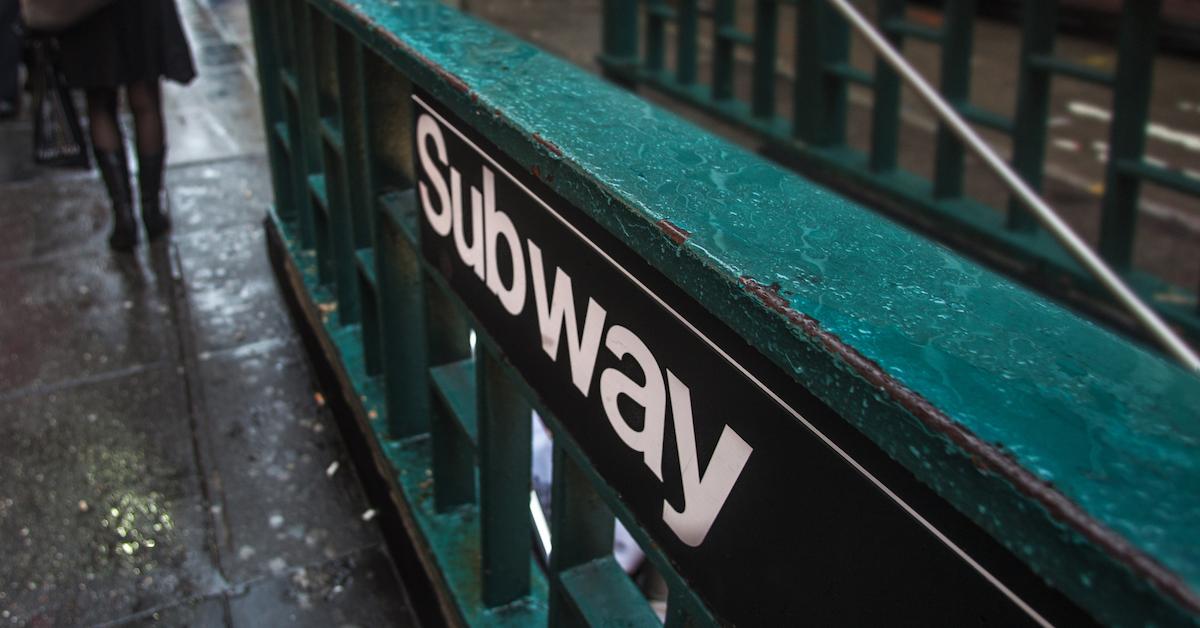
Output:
[{"xmin": 57, "ymin": 0, "xmax": 196, "ymax": 89}]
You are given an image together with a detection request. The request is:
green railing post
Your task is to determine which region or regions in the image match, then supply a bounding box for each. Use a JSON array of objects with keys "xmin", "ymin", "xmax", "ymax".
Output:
[
  {"xmin": 295, "ymin": 1, "xmax": 336, "ymax": 283},
  {"xmin": 1098, "ymin": 0, "xmax": 1163, "ymax": 270},
  {"xmin": 337, "ymin": 35, "xmax": 376, "ymax": 251},
  {"xmin": 601, "ymin": 0, "xmax": 639, "ymax": 86},
  {"xmin": 794, "ymin": 0, "xmax": 848, "ymax": 147},
  {"xmin": 281, "ymin": 0, "xmax": 317, "ymax": 249},
  {"xmin": 676, "ymin": 0, "xmax": 699, "ymax": 85},
  {"xmin": 711, "ymin": 0, "xmax": 736, "ymax": 101},
  {"xmin": 751, "ymin": 0, "xmax": 778, "ymax": 119},
  {"xmin": 645, "ymin": 0, "xmax": 667, "ymax": 74},
  {"xmin": 247, "ymin": 0, "xmax": 294, "ymax": 228},
  {"xmin": 316, "ymin": 18, "xmax": 362, "ymax": 326},
  {"xmin": 933, "ymin": 0, "xmax": 976, "ymax": 200},
  {"xmin": 547, "ymin": 443, "xmax": 616, "ymax": 626},
  {"xmin": 477, "ymin": 349, "xmax": 532, "ymax": 607},
  {"xmin": 338, "ymin": 34, "xmax": 384, "ymax": 373},
  {"xmin": 376, "ymin": 198, "xmax": 435, "ymax": 439},
  {"xmin": 1007, "ymin": 0, "xmax": 1058, "ymax": 232},
  {"xmin": 869, "ymin": 0, "xmax": 906, "ymax": 173},
  {"xmin": 431, "ymin": 361, "xmax": 476, "ymax": 511}
]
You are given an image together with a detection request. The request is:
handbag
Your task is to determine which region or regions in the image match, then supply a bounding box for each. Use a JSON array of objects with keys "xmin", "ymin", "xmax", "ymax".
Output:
[
  {"xmin": 19, "ymin": 0, "xmax": 114, "ymax": 32},
  {"xmin": 28, "ymin": 38, "xmax": 89, "ymax": 169}
]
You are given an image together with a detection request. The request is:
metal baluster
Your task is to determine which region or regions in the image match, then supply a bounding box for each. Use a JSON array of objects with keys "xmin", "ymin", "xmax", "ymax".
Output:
[
  {"xmin": 319, "ymin": 19, "xmax": 362, "ymax": 326},
  {"xmin": 477, "ymin": 349, "xmax": 532, "ymax": 607},
  {"xmin": 247, "ymin": 0, "xmax": 294, "ymax": 227},
  {"xmin": 752, "ymin": 0, "xmax": 779, "ymax": 119},
  {"xmin": 547, "ymin": 443, "xmax": 616, "ymax": 626},
  {"xmin": 933, "ymin": 0, "xmax": 976, "ymax": 199},
  {"xmin": 601, "ymin": 0, "xmax": 640, "ymax": 86},
  {"xmin": 337, "ymin": 33, "xmax": 384, "ymax": 371},
  {"xmin": 677, "ymin": 0, "xmax": 699, "ymax": 85},
  {"xmin": 647, "ymin": 0, "xmax": 669, "ymax": 74},
  {"xmin": 869, "ymin": 0, "xmax": 906, "ymax": 173},
  {"xmin": 294, "ymin": 1, "xmax": 334, "ymax": 282},
  {"xmin": 1098, "ymin": 0, "xmax": 1162, "ymax": 270},
  {"xmin": 1007, "ymin": 0, "xmax": 1058, "ymax": 232},
  {"xmin": 711, "ymin": 0, "xmax": 736, "ymax": 100},
  {"xmin": 281, "ymin": 0, "xmax": 317, "ymax": 249},
  {"xmin": 794, "ymin": 0, "xmax": 849, "ymax": 146}
]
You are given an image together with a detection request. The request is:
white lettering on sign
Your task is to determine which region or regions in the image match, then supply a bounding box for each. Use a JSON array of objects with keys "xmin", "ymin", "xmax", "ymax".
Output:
[{"xmin": 417, "ymin": 112, "xmax": 752, "ymax": 547}]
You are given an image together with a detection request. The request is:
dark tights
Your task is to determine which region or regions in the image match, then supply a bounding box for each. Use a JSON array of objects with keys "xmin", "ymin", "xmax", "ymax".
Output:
[{"xmin": 85, "ymin": 80, "xmax": 164, "ymax": 156}]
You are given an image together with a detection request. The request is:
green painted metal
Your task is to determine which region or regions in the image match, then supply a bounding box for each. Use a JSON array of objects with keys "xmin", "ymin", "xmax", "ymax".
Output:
[
  {"xmin": 547, "ymin": 445, "xmax": 641, "ymax": 627},
  {"xmin": 1007, "ymin": 0, "xmax": 1058, "ymax": 233},
  {"xmin": 644, "ymin": 0, "xmax": 667, "ymax": 74},
  {"xmin": 477, "ymin": 349, "xmax": 533, "ymax": 607},
  {"xmin": 430, "ymin": 358, "xmax": 479, "ymax": 511},
  {"xmin": 869, "ymin": 0, "xmax": 905, "ymax": 174},
  {"xmin": 676, "ymin": 0, "xmax": 698, "ymax": 86},
  {"xmin": 250, "ymin": 0, "xmax": 1200, "ymax": 624},
  {"xmin": 1099, "ymin": 0, "xmax": 1163, "ymax": 271},
  {"xmin": 792, "ymin": 0, "xmax": 849, "ymax": 146},
  {"xmin": 751, "ymin": 0, "xmax": 778, "ymax": 119},
  {"xmin": 710, "ymin": 0, "xmax": 736, "ymax": 101},
  {"xmin": 600, "ymin": 0, "xmax": 639, "ymax": 86},
  {"xmin": 932, "ymin": 0, "xmax": 974, "ymax": 200},
  {"xmin": 601, "ymin": 0, "xmax": 1200, "ymax": 348}
]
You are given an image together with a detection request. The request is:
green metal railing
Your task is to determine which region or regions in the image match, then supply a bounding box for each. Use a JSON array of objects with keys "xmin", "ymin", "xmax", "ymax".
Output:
[
  {"xmin": 249, "ymin": 0, "xmax": 1200, "ymax": 625},
  {"xmin": 599, "ymin": 0, "xmax": 1200, "ymax": 349}
]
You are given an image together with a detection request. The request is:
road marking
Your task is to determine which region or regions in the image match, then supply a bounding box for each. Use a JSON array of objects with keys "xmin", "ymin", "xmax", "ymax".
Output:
[
  {"xmin": 1051, "ymin": 138, "xmax": 1080, "ymax": 152},
  {"xmin": 1069, "ymin": 101, "xmax": 1200, "ymax": 153}
]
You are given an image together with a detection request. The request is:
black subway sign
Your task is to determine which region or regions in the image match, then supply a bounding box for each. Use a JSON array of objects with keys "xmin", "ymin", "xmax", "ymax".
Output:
[{"xmin": 412, "ymin": 91, "xmax": 1085, "ymax": 626}]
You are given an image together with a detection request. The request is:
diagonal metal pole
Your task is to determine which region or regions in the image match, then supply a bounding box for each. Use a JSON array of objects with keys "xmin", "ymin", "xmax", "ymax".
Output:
[{"xmin": 825, "ymin": 0, "xmax": 1200, "ymax": 372}]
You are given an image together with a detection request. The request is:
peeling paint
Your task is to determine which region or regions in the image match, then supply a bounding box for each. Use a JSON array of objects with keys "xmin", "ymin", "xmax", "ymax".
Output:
[
  {"xmin": 655, "ymin": 219, "xmax": 692, "ymax": 245},
  {"xmin": 531, "ymin": 133, "xmax": 563, "ymax": 157}
]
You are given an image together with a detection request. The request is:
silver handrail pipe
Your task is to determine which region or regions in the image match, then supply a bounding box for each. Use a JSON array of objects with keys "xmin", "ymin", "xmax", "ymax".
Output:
[{"xmin": 825, "ymin": 0, "xmax": 1200, "ymax": 372}]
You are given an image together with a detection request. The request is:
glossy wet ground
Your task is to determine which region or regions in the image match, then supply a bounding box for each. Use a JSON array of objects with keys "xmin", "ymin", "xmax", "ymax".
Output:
[{"xmin": 0, "ymin": 1, "xmax": 417, "ymax": 626}]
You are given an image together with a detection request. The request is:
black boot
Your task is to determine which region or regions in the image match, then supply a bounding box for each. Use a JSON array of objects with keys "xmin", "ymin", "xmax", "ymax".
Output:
[
  {"xmin": 95, "ymin": 150, "xmax": 138, "ymax": 251},
  {"xmin": 138, "ymin": 151, "xmax": 170, "ymax": 240}
]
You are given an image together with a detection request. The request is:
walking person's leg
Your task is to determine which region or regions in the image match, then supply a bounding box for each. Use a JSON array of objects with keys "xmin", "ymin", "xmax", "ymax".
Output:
[
  {"xmin": 87, "ymin": 86, "xmax": 137, "ymax": 250},
  {"xmin": 0, "ymin": 0, "xmax": 19, "ymax": 117},
  {"xmin": 127, "ymin": 78, "xmax": 169, "ymax": 238}
]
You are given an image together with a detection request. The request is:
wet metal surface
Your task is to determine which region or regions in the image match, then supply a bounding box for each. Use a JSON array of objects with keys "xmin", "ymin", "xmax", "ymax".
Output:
[
  {"xmin": 472, "ymin": 0, "xmax": 1200, "ymax": 290},
  {"xmin": 0, "ymin": 0, "xmax": 417, "ymax": 625},
  {"xmin": 311, "ymin": 0, "xmax": 1200, "ymax": 622}
]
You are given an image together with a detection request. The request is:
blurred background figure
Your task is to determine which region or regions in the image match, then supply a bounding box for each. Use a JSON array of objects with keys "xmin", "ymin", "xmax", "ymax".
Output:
[
  {"xmin": 0, "ymin": 0, "xmax": 18, "ymax": 119},
  {"xmin": 57, "ymin": 0, "xmax": 195, "ymax": 250}
]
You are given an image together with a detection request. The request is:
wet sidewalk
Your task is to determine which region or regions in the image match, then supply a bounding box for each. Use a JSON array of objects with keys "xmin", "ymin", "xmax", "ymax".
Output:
[{"xmin": 0, "ymin": 1, "xmax": 418, "ymax": 626}]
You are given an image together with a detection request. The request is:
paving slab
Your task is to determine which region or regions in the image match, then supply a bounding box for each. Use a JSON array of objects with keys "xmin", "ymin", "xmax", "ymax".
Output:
[
  {"xmin": 0, "ymin": 250, "xmax": 176, "ymax": 393},
  {"xmin": 119, "ymin": 595, "xmax": 228, "ymax": 628},
  {"xmin": 0, "ymin": 0, "xmax": 420, "ymax": 624},
  {"xmin": 174, "ymin": 223, "xmax": 295, "ymax": 355},
  {"xmin": 0, "ymin": 174, "xmax": 108, "ymax": 264},
  {"xmin": 226, "ymin": 546, "xmax": 418, "ymax": 628},
  {"xmin": 194, "ymin": 337, "xmax": 382, "ymax": 584},
  {"xmin": 163, "ymin": 66, "xmax": 266, "ymax": 168},
  {"xmin": 0, "ymin": 367, "xmax": 223, "ymax": 627},
  {"xmin": 167, "ymin": 157, "xmax": 274, "ymax": 236}
]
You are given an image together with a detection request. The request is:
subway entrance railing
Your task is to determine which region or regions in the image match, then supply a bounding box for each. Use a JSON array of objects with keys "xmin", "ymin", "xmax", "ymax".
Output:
[
  {"xmin": 599, "ymin": 0, "xmax": 1200, "ymax": 350},
  {"xmin": 248, "ymin": 0, "xmax": 1200, "ymax": 625}
]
